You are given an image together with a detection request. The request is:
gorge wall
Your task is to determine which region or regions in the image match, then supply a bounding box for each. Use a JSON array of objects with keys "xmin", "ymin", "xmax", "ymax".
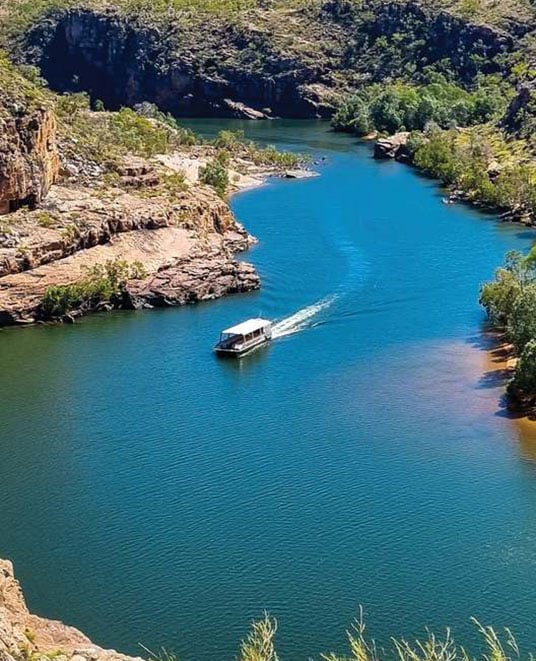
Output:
[{"xmin": 21, "ymin": 0, "xmax": 521, "ymax": 120}]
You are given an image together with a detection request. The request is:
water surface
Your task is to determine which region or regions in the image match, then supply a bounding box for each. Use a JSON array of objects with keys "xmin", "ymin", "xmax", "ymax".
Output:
[{"xmin": 2, "ymin": 121, "xmax": 536, "ymax": 660}]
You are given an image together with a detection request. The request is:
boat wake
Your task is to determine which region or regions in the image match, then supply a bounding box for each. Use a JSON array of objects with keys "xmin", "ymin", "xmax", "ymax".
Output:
[{"xmin": 271, "ymin": 296, "xmax": 337, "ymax": 339}]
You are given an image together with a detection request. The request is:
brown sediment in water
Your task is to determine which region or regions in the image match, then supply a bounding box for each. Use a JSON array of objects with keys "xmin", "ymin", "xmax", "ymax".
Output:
[
  {"xmin": 479, "ymin": 328, "xmax": 536, "ymax": 459},
  {"xmin": 480, "ymin": 328, "xmax": 517, "ymax": 376}
]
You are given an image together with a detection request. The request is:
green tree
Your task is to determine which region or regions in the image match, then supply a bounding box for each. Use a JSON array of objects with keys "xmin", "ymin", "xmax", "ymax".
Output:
[
  {"xmin": 507, "ymin": 284, "xmax": 536, "ymax": 351},
  {"xmin": 510, "ymin": 339, "xmax": 536, "ymax": 393},
  {"xmin": 480, "ymin": 269, "xmax": 522, "ymax": 323},
  {"xmin": 199, "ymin": 158, "xmax": 229, "ymax": 198},
  {"xmin": 412, "ymin": 130, "xmax": 459, "ymax": 183}
]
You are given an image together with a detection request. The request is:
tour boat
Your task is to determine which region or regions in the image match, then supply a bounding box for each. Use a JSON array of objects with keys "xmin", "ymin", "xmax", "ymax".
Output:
[{"xmin": 214, "ymin": 318, "xmax": 272, "ymax": 357}]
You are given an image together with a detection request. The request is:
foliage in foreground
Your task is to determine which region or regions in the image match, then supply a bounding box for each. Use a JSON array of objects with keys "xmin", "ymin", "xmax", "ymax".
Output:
[
  {"xmin": 145, "ymin": 612, "xmax": 525, "ymax": 661},
  {"xmin": 41, "ymin": 258, "xmax": 146, "ymax": 318}
]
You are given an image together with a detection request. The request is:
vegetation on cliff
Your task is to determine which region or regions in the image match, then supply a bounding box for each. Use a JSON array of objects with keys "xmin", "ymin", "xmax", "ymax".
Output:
[{"xmin": 41, "ymin": 258, "xmax": 146, "ymax": 318}]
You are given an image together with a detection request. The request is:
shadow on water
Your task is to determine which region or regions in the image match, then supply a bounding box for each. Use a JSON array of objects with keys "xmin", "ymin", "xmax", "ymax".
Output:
[
  {"xmin": 214, "ymin": 343, "xmax": 272, "ymax": 373},
  {"xmin": 467, "ymin": 329, "xmax": 536, "ymax": 460}
]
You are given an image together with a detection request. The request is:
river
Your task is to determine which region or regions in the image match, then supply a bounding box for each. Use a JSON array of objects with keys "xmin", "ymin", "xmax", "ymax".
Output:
[{"xmin": 1, "ymin": 121, "xmax": 536, "ymax": 660}]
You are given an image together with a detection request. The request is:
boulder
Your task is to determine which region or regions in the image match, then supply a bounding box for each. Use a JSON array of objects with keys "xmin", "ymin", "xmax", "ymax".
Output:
[{"xmin": 374, "ymin": 132, "xmax": 410, "ymax": 160}]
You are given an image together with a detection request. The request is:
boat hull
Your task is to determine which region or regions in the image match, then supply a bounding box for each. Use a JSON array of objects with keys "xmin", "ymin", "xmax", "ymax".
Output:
[{"xmin": 214, "ymin": 337, "xmax": 271, "ymax": 357}]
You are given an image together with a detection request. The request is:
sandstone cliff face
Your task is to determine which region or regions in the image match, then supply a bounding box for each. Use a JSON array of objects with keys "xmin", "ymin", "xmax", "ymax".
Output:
[
  {"xmin": 0, "ymin": 559, "xmax": 141, "ymax": 661},
  {"xmin": 0, "ymin": 107, "xmax": 59, "ymax": 214},
  {"xmin": 28, "ymin": 9, "xmax": 336, "ymax": 119}
]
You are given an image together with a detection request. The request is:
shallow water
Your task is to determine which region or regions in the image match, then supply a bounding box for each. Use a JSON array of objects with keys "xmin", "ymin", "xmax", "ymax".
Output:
[{"xmin": 2, "ymin": 121, "xmax": 536, "ymax": 660}]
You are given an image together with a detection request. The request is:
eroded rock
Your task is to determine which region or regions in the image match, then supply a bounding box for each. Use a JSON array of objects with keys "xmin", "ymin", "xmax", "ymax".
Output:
[
  {"xmin": 0, "ymin": 559, "xmax": 142, "ymax": 661},
  {"xmin": 0, "ymin": 108, "xmax": 59, "ymax": 214},
  {"xmin": 124, "ymin": 246, "xmax": 260, "ymax": 309}
]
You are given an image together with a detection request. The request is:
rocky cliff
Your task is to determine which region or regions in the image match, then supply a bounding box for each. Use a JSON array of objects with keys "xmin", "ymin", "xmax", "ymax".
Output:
[
  {"xmin": 0, "ymin": 559, "xmax": 142, "ymax": 661},
  {"xmin": 17, "ymin": 0, "xmax": 522, "ymax": 120},
  {"xmin": 500, "ymin": 81, "xmax": 536, "ymax": 143},
  {"xmin": 0, "ymin": 99, "xmax": 59, "ymax": 215},
  {"xmin": 0, "ymin": 51, "xmax": 275, "ymax": 326},
  {"xmin": 0, "ymin": 154, "xmax": 262, "ymax": 325}
]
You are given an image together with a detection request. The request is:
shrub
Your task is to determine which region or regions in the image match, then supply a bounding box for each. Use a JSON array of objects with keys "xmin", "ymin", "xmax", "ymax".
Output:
[
  {"xmin": 41, "ymin": 259, "xmax": 146, "ymax": 319},
  {"xmin": 480, "ymin": 249, "xmax": 536, "ymax": 324},
  {"xmin": 56, "ymin": 92, "xmax": 91, "ymax": 118},
  {"xmin": 480, "ymin": 269, "xmax": 522, "ymax": 323},
  {"xmin": 199, "ymin": 158, "xmax": 229, "ymax": 197},
  {"xmin": 109, "ymin": 108, "xmax": 171, "ymax": 157},
  {"xmin": 332, "ymin": 75, "xmax": 511, "ymax": 136}
]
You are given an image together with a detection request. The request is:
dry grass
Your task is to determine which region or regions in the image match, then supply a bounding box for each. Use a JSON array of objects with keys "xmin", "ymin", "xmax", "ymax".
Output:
[{"xmin": 232, "ymin": 610, "xmax": 526, "ymax": 661}]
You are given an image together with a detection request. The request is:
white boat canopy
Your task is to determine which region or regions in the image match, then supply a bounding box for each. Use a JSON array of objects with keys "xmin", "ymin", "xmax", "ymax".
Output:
[{"xmin": 222, "ymin": 318, "xmax": 271, "ymax": 336}]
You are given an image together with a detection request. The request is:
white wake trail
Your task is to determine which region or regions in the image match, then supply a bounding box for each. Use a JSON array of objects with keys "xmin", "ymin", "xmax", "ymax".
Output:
[{"xmin": 271, "ymin": 295, "xmax": 337, "ymax": 339}]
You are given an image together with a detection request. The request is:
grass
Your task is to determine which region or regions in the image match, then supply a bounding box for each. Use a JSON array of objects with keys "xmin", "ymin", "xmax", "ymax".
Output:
[{"xmin": 138, "ymin": 612, "xmax": 529, "ymax": 661}]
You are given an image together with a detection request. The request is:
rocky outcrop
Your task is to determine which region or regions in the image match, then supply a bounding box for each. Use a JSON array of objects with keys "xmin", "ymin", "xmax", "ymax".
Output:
[
  {"xmin": 500, "ymin": 81, "xmax": 536, "ymax": 140},
  {"xmin": 0, "ymin": 181, "xmax": 246, "ymax": 279},
  {"xmin": 125, "ymin": 246, "xmax": 260, "ymax": 309},
  {"xmin": 355, "ymin": 0, "xmax": 516, "ymax": 83},
  {"xmin": 0, "ymin": 177, "xmax": 258, "ymax": 325},
  {"xmin": 374, "ymin": 132, "xmax": 410, "ymax": 160},
  {"xmin": 0, "ymin": 559, "xmax": 142, "ymax": 661},
  {"xmin": 0, "ymin": 107, "xmax": 59, "ymax": 215}
]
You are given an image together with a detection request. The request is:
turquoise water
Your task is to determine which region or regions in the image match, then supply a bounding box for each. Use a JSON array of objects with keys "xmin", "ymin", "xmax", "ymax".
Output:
[{"xmin": 2, "ymin": 121, "xmax": 536, "ymax": 660}]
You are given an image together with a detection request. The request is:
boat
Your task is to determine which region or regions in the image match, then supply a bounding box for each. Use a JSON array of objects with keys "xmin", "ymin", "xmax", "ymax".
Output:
[{"xmin": 214, "ymin": 318, "xmax": 272, "ymax": 357}]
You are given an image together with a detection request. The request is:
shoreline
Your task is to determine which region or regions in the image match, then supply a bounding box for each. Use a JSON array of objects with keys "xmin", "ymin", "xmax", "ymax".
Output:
[
  {"xmin": 370, "ymin": 131, "xmax": 536, "ymax": 227},
  {"xmin": 0, "ymin": 145, "xmax": 314, "ymax": 327},
  {"xmin": 480, "ymin": 327, "xmax": 536, "ymax": 429}
]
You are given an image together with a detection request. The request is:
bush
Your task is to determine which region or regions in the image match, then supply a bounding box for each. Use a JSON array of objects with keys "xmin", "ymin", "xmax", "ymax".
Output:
[
  {"xmin": 412, "ymin": 129, "xmax": 460, "ymax": 184},
  {"xmin": 507, "ymin": 284, "xmax": 536, "ymax": 351},
  {"xmin": 199, "ymin": 158, "xmax": 229, "ymax": 197},
  {"xmin": 56, "ymin": 92, "xmax": 91, "ymax": 118},
  {"xmin": 480, "ymin": 269, "xmax": 522, "ymax": 323},
  {"xmin": 41, "ymin": 259, "xmax": 146, "ymax": 318},
  {"xmin": 480, "ymin": 249, "xmax": 536, "ymax": 324}
]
